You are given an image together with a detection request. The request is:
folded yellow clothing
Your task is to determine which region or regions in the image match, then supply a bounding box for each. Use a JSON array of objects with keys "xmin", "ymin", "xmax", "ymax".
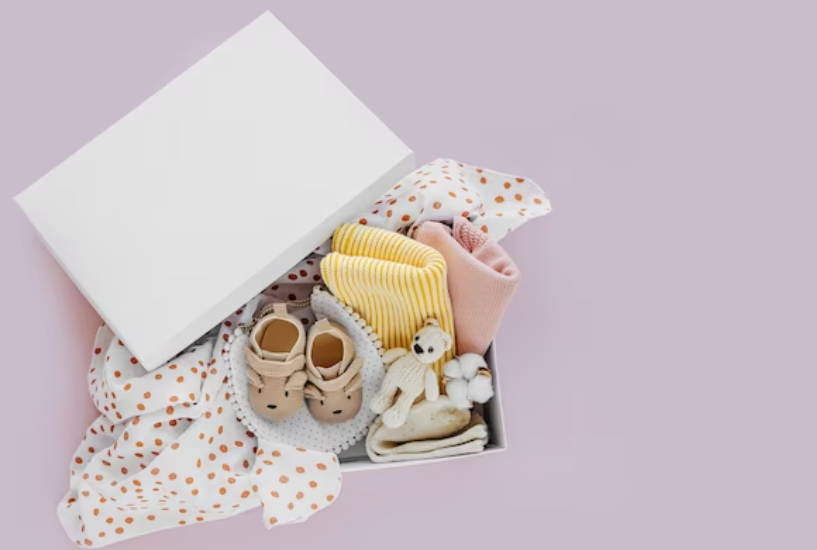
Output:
[{"xmin": 321, "ymin": 223, "xmax": 456, "ymax": 376}]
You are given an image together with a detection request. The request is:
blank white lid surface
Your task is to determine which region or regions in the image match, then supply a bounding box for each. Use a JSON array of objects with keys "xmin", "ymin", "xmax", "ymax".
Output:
[{"xmin": 15, "ymin": 12, "xmax": 414, "ymax": 369}]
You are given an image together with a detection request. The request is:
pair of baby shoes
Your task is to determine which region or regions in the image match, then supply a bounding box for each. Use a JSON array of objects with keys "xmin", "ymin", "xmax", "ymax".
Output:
[{"xmin": 244, "ymin": 304, "xmax": 363, "ymax": 424}]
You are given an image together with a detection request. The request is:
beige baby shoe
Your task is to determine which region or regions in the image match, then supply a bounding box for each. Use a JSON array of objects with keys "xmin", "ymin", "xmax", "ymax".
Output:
[
  {"xmin": 303, "ymin": 318, "xmax": 364, "ymax": 424},
  {"xmin": 245, "ymin": 304, "xmax": 308, "ymax": 421}
]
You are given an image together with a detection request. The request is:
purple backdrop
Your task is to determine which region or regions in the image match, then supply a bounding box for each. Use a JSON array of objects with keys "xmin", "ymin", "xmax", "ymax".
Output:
[{"xmin": 1, "ymin": 1, "xmax": 815, "ymax": 549}]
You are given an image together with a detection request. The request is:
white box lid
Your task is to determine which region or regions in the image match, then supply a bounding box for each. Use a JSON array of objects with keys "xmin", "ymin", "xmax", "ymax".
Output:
[{"xmin": 15, "ymin": 12, "xmax": 414, "ymax": 370}]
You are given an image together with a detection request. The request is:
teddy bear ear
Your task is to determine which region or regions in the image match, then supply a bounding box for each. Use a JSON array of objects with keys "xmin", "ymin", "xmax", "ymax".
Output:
[
  {"xmin": 247, "ymin": 370, "xmax": 264, "ymax": 389},
  {"xmin": 424, "ymin": 318, "xmax": 440, "ymax": 328},
  {"xmin": 304, "ymin": 383, "xmax": 324, "ymax": 400},
  {"xmin": 285, "ymin": 370, "xmax": 308, "ymax": 390},
  {"xmin": 344, "ymin": 373, "xmax": 363, "ymax": 395},
  {"xmin": 441, "ymin": 332, "xmax": 453, "ymax": 351}
]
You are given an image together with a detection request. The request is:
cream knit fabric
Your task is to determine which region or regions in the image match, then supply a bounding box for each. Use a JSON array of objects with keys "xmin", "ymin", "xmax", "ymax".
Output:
[
  {"xmin": 366, "ymin": 397, "xmax": 488, "ymax": 463},
  {"xmin": 414, "ymin": 217, "xmax": 520, "ymax": 356}
]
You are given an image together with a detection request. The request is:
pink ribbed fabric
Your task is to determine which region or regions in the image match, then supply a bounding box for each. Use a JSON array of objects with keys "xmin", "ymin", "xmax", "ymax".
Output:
[{"xmin": 414, "ymin": 217, "xmax": 521, "ymax": 356}]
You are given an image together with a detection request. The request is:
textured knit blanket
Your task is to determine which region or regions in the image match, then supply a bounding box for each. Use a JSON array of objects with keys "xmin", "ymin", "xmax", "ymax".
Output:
[
  {"xmin": 321, "ymin": 223, "xmax": 456, "ymax": 376},
  {"xmin": 415, "ymin": 217, "xmax": 521, "ymax": 356}
]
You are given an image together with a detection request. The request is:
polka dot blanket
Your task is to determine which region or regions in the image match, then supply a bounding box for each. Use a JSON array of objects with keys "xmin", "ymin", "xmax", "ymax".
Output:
[
  {"xmin": 354, "ymin": 158, "xmax": 551, "ymax": 239},
  {"xmin": 59, "ymin": 311, "xmax": 342, "ymax": 548}
]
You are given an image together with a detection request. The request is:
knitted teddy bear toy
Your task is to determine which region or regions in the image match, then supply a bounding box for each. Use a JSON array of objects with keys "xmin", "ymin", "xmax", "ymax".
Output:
[
  {"xmin": 443, "ymin": 353, "xmax": 495, "ymax": 410},
  {"xmin": 369, "ymin": 319, "xmax": 452, "ymax": 428}
]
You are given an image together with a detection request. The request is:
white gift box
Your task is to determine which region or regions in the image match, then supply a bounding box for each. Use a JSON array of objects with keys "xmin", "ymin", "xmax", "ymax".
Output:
[{"xmin": 15, "ymin": 11, "xmax": 507, "ymax": 469}]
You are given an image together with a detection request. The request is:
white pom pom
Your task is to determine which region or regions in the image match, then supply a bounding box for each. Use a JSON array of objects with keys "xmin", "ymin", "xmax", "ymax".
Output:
[
  {"xmin": 364, "ymin": 326, "xmax": 373, "ymax": 334},
  {"xmin": 357, "ymin": 319, "xmax": 366, "ymax": 327},
  {"xmin": 442, "ymin": 358, "xmax": 464, "ymax": 379},
  {"xmin": 227, "ymin": 335, "xmax": 235, "ymax": 344},
  {"xmin": 345, "ymin": 306, "xmax": 354, "ymax": 313},
  {"xmin": 351, "ymin": 312, "xmax": 360, "ymax": 321},
  {"xmin": 234, "ymin": 328, "xmax": 242, "ymax": 336},
  {"xmin": 457, "ymin": 353, "xmax": 487, "ymax": 380},
  {"xmin": 446, "ymin": 379, "xmax": 472, "ymax": 410},
  {"xmin": 223, "ymin": 343, "xmax": 231, "ymax": 352},
  {"xmin": 467, "ymin": 375, "xmax": 494, "ymax": 404}
]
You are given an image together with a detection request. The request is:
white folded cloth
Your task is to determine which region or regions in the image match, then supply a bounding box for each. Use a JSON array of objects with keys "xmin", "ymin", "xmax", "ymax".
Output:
[{"xmin": 366, "ymin": 398, "xmax": 488, "ymax": 463}]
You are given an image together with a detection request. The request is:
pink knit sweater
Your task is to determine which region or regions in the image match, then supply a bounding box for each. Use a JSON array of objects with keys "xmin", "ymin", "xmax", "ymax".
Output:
[{"xmin": 414, "ymin": 217, "xmax": 521, "ymax": 356}]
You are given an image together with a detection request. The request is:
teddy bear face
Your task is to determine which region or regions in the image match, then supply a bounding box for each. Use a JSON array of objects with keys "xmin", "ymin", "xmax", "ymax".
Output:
[
  {"xmin": 410, "ymin": 320, "xmax": 453, "ymax": 364},
  {"xmin": 248, "ymin": 371, "xmax": 307, "ymax": 421}
]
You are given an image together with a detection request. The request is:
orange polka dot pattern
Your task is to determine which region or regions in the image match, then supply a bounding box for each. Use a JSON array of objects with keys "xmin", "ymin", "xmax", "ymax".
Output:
[
  {"xmin": 255, "ymin": 442, "xmax": 341, "ymax": 529},
  {"xmin": 354, "ymin": 158, "xmax": 551, "ymax": 241},
  {"xmin": 61, "ymin": 310, "xmax": 341, "ymax": 547},
  {"xmin": 260, "ymin": 252, "xmax": 326, "ymax": 329}
]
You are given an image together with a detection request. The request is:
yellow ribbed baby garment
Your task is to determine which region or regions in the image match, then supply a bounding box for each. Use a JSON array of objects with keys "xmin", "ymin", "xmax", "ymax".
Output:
[{"xmin": 321, "ymin": 223, "xmax": 456, "ymax": 376}]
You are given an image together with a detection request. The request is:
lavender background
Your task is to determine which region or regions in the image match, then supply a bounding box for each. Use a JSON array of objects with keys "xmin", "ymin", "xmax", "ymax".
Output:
[{"xmin": 1, "ymin": 1, "xmax": 815, "ymax": 549}]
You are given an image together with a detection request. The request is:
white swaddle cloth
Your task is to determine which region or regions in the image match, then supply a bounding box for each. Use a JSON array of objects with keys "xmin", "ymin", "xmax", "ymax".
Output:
[
  {"xmin": 59, "ymin": 308, "xmax": 341, "ymax": 548},
  {"xmin": 352, "ymin": 158, "xmax": 551, "ymax": 241},
  {"xmin": 366, "ymin": 398, "xmax": 488, "ymax": 463}
]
